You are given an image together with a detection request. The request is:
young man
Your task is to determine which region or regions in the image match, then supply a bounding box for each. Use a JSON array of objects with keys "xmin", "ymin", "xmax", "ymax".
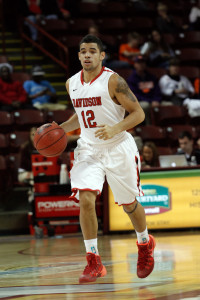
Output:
[
  {"xmin": 177, "ymin": 131, "xmax": 200, "ymax": 165},
  {"xmin": 59, "ymin": 34, "xmax": 156, "ymax": 284}
]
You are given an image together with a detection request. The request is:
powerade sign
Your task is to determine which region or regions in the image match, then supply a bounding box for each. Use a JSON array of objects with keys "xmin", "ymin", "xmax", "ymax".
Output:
[{"xmin": 137, "ymin": 184, "xmax": 171, "ymax": 215}]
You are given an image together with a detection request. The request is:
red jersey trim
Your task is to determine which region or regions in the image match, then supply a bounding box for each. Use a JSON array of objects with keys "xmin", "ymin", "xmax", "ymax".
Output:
[{"xmin": 80, "ymin": 67, "xmax": 114, "ymax": 86}]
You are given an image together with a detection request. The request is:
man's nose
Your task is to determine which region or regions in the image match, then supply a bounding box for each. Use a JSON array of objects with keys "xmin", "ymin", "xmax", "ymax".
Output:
[{"xmin": 85, "ymin": 52, "xmax": 91, "ymax": 57}]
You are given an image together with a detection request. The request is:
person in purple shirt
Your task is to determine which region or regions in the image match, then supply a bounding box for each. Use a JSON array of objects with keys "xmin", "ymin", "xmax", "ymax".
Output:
[{"xmin": 127, "ymin": 55, "xmax": 162, "ymax": 124}]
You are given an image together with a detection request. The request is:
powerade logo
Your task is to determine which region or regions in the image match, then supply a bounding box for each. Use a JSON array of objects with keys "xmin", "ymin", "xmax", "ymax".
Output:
[{"xmin": 137, "ymin": 184, "xmax": 171, "ymax": 215}]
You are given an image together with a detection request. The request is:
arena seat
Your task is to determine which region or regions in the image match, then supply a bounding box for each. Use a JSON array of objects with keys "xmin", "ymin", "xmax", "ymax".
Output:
[
  {"xmin": 166, "ymin": 125, "xmax": 197, "ymax": 148},
  {"xmin": 151, "ymin": 105, "xmax": 188, "ymax": 126},
  {"xmin": 179, "ymin": 48, "xmax": 200, "ymax": 66},
  {"xmin": 13, "ymin": 109, "xmax": 45, "ymax": 130},
  {"xmin": 97, "ymin": 17, "xmax": 126, "ymax": 34},
  {"xmin": 8, "ymin": 131, "xmax": 30, "ymax": 153},
  {"xmin": 46, "ymin": 109, "xmax": 74, "ymax": 124},
  {"xmin": 0, "ymin": 133, "xmax": 9, "ymax": 155},
  {"xmin": 135, "ymin": 125, "xmax": 167, "ymax": 146},
  {"xmin": 176, "ymin": 31, "xmax": 200, "ymax": 49},
  {"xmin": 179, "ymin": 66, "xmax": 199, "ymax": 82},
  {"xmin": 113, "ymin": 68, "xmax": 133, "ymax": 81},
  {"xmin": 157, "ymin": 146, "xmax": 174, "ymax": 155},
  {"xmin": 0, "ymin": 111, "xmax": 14, "ymax": 133}
]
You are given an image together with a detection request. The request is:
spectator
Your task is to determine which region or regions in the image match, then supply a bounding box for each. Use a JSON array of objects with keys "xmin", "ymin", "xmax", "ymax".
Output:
[
  {"xmin": 23, "ymin": 65, "xmax": 59, "ymax": 109},
  {"xmin": 18, "ymin": 127, "xmax": 36, "ymax": 185},
  {"xmin": 159, "ymin": 58, "xmax": 195, "ymax": 105},
  {"xmin": 156, "ymin": 2, "xmax": 179, "ymax": 34},
  {"xmin": 141, "ymin": 29, "xmax": 175, "ymax": 68},
  {"xmin": 141, "ymin": 141, "xmax": 160, "ymax": 169},
  {"xmin": 188, "ymin": 0, "xmax": 200, "ymax": 30},
  {"xmin": 177, "ymin": 131, "xmax": 200, "ymax": 165},
  {"xmin": 0, "ymin": 63, "xmax": 28, "ymax": 112},
  {"xmin": 127, "ymin": 55, "xmax": 162, "ymax": 124},
  {"xmin": 119, "ymin": 32, "xmax": 141, "ymax": 67},
  {"xmin": 20, "ymin": 0, "xmax": 63, "ymax": 41}
]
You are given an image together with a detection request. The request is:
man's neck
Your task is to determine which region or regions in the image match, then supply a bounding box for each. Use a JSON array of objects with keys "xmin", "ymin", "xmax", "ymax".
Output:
[{"xmin": 82, "ymin": 65, "xmax": 103, "ymax": 83}]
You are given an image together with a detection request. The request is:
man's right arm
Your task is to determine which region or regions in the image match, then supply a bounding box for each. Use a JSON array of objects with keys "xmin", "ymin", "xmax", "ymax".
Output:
[{"xmin": 59, "ymin": 79, "xmax": 80, "ymax": 133}]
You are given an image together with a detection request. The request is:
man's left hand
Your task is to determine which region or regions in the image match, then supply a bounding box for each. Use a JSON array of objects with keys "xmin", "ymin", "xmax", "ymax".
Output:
[{"xmin": 95, "ymin": 125, "xmax": 117, "ymax": 140}]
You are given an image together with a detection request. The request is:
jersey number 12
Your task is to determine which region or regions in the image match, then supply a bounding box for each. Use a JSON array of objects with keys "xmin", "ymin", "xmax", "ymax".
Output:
[{"xmin": 81, "ymin": 110, "xmax": 97, "ymax": 128}]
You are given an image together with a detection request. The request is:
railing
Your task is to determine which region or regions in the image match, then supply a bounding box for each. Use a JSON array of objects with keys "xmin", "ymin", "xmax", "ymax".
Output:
[{"xmin": 19, "ymin": 17, "xmax": 69, "ymax": 76}]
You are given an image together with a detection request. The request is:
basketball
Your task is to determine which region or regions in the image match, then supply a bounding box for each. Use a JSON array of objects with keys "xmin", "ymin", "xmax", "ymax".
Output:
[{"xmin": 34, "ymin": 122, "xmax": 67, "ymax": 157}]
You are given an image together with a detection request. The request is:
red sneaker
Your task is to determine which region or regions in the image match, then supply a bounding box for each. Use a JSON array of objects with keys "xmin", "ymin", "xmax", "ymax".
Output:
[
  {"xmin": 136, "ymin": 234, "xmax": 156, "ymax": 278},
  {"xmin": 79, "ymin": 253, "xmax": 107, "ymax": 284}
]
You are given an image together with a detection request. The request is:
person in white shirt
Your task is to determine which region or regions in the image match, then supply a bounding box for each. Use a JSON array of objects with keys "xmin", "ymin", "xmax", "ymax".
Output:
[{"xmin": 159, "ymin": 58, "xmax": 195, "ymax": 105}]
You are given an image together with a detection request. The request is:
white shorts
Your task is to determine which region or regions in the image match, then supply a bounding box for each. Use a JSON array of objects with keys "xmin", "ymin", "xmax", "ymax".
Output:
[{"xmin": 69, "ymin": 133, "xmax": 143, "ymax": 205}]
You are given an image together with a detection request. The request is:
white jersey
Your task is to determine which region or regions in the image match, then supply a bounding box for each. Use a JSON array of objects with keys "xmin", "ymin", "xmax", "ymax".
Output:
[{"xmin": 69, "ymin": 66, "xmax": 127, "ymax": 146}]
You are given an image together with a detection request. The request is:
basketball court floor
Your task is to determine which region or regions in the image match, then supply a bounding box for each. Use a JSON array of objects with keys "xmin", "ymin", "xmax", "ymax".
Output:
[{"xmin": 0, "ymin": 230, "xmax": 200, "ymax": 299}]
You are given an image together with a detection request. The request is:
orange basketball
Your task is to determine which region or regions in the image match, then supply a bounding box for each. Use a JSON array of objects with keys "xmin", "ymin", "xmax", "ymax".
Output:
[{"xmin": 34, "ymin": 122, "xmax": 67, "ymax": 157}]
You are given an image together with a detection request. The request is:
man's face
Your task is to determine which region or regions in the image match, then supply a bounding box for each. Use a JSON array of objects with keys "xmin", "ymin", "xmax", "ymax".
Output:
[
  {"xmin": 179, "ymin": 136, "xmax": 193, "ymax": 154},
  {"xmin": 78, "ymin": 43, "xmax": 105, "ymax": 71},
  {"xmin": 0, "ymin": 66, "xmax": 11, "ymax": 81},
  {"xmin": 134, "ymin": 61, "xmax": 146, "ymax": 72},
  {"xmin": 169, "ymin": 65, "xmax": 180, "ymax": 76}
]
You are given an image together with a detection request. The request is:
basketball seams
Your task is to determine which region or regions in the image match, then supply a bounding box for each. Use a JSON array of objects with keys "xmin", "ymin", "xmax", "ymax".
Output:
[
  {"xmin": 43, "ymin": 144, "xmax": 67, "ymax": 157},
  {"xmin": 37, "ymin": 131, "xmax": 66, "ymax": 151},
  {"xmin": 35, "ymin": 127, "xmax": 64, "ymax": 148}
]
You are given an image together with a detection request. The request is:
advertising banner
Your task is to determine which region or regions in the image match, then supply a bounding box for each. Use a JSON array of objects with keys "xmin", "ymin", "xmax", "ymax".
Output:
[
  {"xmin": 109, "ymin": 169, "xmax": 200, "ymax": 230},
  {"xmin": 35, "ymin": 195, "xmax": 80, "ymax": 218}
]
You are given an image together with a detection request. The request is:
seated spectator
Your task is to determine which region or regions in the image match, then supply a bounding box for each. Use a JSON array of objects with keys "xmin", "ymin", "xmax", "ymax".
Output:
[
  {"xmin": 20, "ymin": 0, "xmax": 63, "ymax": 41},
  {"xmin": 141, "ymin": 29, "xmax": 175, "ymax": 68},
  {"xmin": 188, "ymin": 0, "xmax": 200, "ymax": 30},
  {"xmin": 23, "ymin": 65, "xmax": 60, "ymax": 109},
  {"xmin": 177, "ymin": 131, "xmax": 200, "ymax": 165},
  {"xmin": 119, "ymin": 32, "xmax": 141, "ymax": 67},
  {"xmin": 159, "ymin": 58, "xmax": 195, "ymax": 105},
  {"xmin": 0, "ymin": 63, "xmax": 28, "ymax": 112},
  {"xmin": 127, "ymin": 55, "xmax": 162, "ymax": 124},
  {"xmin": 141, "ymin": 141, "xmax": 160, "ymax": 169},
  {"xmin": 156, "ymin": 2, "xmax": 179, "ymax": 34}
]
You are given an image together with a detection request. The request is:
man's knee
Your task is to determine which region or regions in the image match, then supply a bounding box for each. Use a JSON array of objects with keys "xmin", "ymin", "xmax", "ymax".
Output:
[
  {"xmin": 79, "ymin": 190, "xmax": 97, "ymax": 211},
  {"xmin": 123, "ymin": 200, "xmax": 138, "ymax": 214}
]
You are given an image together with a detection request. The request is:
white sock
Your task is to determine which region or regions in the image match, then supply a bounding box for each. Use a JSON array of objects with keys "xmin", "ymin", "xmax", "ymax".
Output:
[
  {"xmin": 136, "ymin": 227, "xmax": 149, "ymax": 244},
  {"xmin": 84, "ymin": 238, "xmax": 99, "ymax": 255}
]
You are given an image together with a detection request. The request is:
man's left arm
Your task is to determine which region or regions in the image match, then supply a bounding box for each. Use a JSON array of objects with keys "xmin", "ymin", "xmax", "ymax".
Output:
[{"xmin": 95, "ymin": 74, "xmax": 145, "ymax": 140}]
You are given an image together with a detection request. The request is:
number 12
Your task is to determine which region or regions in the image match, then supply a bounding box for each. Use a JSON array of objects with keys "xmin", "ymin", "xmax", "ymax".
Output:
[{"xmin": 81, "ymin": 110, "xmax": 97, "ymax": 128}]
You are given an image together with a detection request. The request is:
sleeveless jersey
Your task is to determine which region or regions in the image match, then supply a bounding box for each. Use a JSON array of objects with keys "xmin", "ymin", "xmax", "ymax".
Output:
[{"xmin": 69, "ymin": 66, "xmax": 127, "ymax": 146}]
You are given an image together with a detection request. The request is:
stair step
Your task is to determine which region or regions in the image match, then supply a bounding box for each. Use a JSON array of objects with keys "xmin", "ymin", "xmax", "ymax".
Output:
[
  {"xmin": 8, "ymin": 55, "xmax": 43, "ymax": 60},
  {"xmin": 14, "ymin": 64, "xmax": 59, "ymax": 71},
  {"xmin": 0, "ymin": 48, "xmax": 32, "ymax": 53}
]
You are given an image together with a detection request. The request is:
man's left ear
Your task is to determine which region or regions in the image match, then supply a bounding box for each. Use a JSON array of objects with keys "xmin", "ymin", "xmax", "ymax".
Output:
[{"xmin": 100, "ymin": 51, "xmax": 106, "ymax": 61}]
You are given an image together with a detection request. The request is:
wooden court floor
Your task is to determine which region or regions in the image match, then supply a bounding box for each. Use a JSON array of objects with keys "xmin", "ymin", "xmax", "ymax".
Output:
[{"xmin": 0, "ymin": 230, "xmax": 200, "ymax": 299}]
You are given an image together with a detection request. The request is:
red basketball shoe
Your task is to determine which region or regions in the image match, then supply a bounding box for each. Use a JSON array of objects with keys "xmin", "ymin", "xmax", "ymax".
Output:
[
  {"xmin": 136, "ymin": 234, "xmax": 156, "ymax": 278},
  {"xmin": 79, "ymin": 253, "xmax": 107, "ymax": 284}
]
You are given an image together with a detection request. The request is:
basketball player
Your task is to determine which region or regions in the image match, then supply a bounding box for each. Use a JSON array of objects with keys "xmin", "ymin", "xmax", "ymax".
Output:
[{"xmin": 59, "ymin": 34, "xmax": 156, "ymax": 283}]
